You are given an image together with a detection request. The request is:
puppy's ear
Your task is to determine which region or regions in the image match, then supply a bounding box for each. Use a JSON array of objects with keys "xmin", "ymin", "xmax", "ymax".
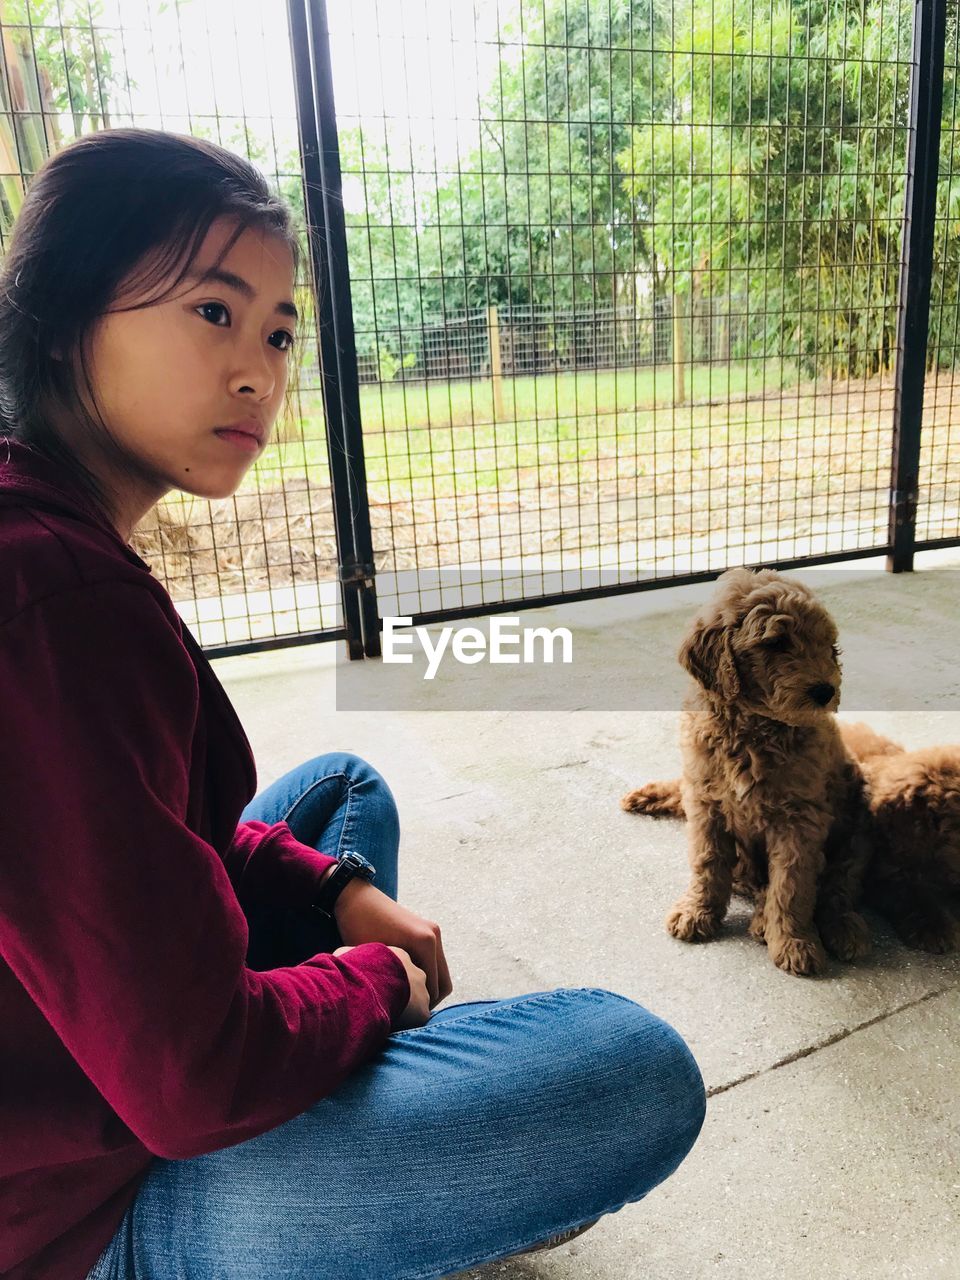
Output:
[{"xmin": 678, "ymin": 620, "xmax": 740, "ymax": 699}]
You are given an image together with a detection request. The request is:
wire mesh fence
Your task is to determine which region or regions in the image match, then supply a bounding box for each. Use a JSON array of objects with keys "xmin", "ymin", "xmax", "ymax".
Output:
[
  {"xmin": 918, "ymin": 3, "xmax": 960, "ymax": 544},
  {"xmin": 355, "ymin": 295, "xmax": 746, "ymax": 385},
  {"xmin": 1, "ymin": 0, "xmax": 957, "ymax": 655},
  {"xmin": 332, "ymin": 0, "xmax": 916, "ymax": 624}
]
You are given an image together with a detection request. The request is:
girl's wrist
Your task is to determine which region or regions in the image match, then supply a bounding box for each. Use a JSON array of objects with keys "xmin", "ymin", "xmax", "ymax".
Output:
[
  {"xmin": 315, "ymin": 861, "xmax": 373, "ymax": 920},
  {"xmin": 334, "ymin": 876, "xmax": 370, "ymax": 915}
]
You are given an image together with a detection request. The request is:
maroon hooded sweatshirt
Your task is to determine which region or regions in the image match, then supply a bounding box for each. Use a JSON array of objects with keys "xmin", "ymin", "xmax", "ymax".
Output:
[{"xmin": 0, "ymin": 439, "xmax": 411, "ymax": 1279}]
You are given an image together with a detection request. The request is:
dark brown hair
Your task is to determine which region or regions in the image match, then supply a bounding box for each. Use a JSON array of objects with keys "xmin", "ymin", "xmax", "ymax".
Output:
[{"xmin": 0, "ymin": 127, "xmax": 304, "ymax": 519}]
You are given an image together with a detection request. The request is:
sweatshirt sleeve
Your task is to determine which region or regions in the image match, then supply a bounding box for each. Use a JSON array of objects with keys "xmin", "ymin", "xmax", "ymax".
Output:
[
  {"xmin": 222, "ymin": 819, "xmax": 339, "ymax": 911},
  {"xmin": 0, "ymin": 581, "xmax": 410, "ymax": 1160}
]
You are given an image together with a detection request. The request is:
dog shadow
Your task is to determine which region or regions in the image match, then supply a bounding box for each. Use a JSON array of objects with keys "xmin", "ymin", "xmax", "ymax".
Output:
[{"xmin": 708, "ymin": 896, "xmax": 955, "ymax": 977}]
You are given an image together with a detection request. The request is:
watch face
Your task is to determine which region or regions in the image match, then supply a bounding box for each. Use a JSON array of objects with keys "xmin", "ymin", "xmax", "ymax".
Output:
[{"xmin": 342, "ymin": 851, "xmax": 376, "ymax": 878}]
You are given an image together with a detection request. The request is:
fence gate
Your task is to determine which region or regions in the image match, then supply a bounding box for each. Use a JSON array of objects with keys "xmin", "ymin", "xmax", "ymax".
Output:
[
  {"xmin": 1, "ymin": 0, "xmax": 956, "ymax": 659},
  {"xmin": 298, "ymin": 0, "xmax": 955, "ymax": 659}
]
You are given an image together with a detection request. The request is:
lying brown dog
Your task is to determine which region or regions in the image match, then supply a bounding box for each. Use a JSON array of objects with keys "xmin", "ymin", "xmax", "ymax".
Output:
[
  {"xmin": 625, "ymin": 717, "xmax": 960, "ymax": 955},
  {"xmin": 624, "ymin": 567, "xmax": 872, "ymax": 977}
]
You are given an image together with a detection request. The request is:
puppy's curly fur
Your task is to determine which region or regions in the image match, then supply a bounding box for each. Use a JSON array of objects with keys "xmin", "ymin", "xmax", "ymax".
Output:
[
  {"xmin": 855, "ymin": 733, "xmax": 960, "ymax": 953},
  {"xmin": 627, "ymin": 567, "xmax": 871, "ymax": 976},
  {"xmin": 625, "ymin": 715, "xmax": 960, "ymax": 954}
]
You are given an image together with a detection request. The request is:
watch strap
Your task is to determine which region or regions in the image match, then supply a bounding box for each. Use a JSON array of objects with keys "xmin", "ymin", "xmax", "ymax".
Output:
[{"xmin": 311, "ymin": 851, "xmax": 375, "ymax": 918}]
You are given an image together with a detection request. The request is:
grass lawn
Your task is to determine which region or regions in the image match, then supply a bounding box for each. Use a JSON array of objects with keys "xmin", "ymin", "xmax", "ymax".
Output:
[
  {"xmin": 253, "ymin": 359, "xmax": 811, "ymax": 501},
  {"xmin": 148, "ymin": 363, "xmax": 960, "ymax": 602}
]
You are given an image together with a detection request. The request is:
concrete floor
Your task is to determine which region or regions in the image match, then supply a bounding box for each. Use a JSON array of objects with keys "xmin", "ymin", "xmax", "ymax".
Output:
[{"xmin": 212, "ymin": 551, "xmax": 960, "ymax": 1280}]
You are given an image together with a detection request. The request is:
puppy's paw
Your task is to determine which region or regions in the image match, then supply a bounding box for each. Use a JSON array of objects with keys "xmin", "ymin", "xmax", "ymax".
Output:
[
  {"xmin": 621, "ymin": 782, "xmax": 682, "ymax": 817},
  {"xmin": 896, "ymin": 913, "xmax": 960, "ymax": 954},
  {"xmin": 769, "ymin": 934, "xmax": 827, "ymax": 977},
  {"xmin": 732, "ymin": 875, "xmax": 760, "ymax": 901},
  {"xmin": 819, "ymin": 910, "xmax": 872, "ymax": 961},
  {"xmin": 747, "ymin": 905, "xmax": 766, "ymax": 943},
  {"xmin": 621, "ymin": 788, "xmax": 654, "ymax": 813},
  {"xmin": 666, "ymin": 900, "xmax": 721, "ymax": 942}
]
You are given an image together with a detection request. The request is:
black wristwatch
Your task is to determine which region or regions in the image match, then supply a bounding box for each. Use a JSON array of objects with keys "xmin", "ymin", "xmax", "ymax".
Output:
[{"xmin": 311, "ymin": 851, "xmax": 377, "ymax": 919}]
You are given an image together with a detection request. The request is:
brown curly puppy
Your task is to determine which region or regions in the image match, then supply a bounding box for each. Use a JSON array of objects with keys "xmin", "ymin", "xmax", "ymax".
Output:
[
  {"xmin": 622, "ymin": 720, "xmax": 900, "ymax": 821},
  {"xmin": 626, "ymin": 719, "xmax": 960, "ymax": 954},
  {"xmin": 855, "ymin": 735, "xmax": 960, "ymax": 953},
  {"xmin": 629, "ymin": 567, "xmax": 871, "ymax": 977}
]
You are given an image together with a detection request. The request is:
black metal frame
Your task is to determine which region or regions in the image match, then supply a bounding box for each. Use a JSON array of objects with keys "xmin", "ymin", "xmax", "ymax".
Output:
[
  {"xmin": 285, "ymin": 0, "xmax": 951, "ymax": 660},
  {"xmin": 890, "ymin": 0, "xmax": 948, "ymax": 573},
  {"xmin": 287, "ymin": 0, "xmax": 381, "ymax": 659}
]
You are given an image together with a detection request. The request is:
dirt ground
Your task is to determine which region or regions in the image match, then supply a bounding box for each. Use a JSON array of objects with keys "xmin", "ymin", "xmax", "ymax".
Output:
[{"xmin": 129, "ymin": 371, "xmax": 960, "ymax": 604}]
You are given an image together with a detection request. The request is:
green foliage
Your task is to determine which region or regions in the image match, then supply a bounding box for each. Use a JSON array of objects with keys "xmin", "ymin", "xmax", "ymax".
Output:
[
  {"xmin": 617, "ymin": 0, "xmax": 916, "ymax": 377},
  {"xmin": 0, "ymin": 0, "xmax": 129, "ymax": 235},
  {"xmin": 15, "ymin": 0, "xmax": 953, "ymax": 385},
  {"xmin": 341, "ymin": 0, "xmax": 960, "ymax": 381},
  {"xmin": 341, "ymin": 0, "xmax": 672, "ymax": 362}
]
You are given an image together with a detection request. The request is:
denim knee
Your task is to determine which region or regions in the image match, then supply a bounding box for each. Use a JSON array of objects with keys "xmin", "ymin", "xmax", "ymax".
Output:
[
  {"xmin": 303, "ymin": 752, "xmax": 400, "ymax": 852},
  {"xmin": 577, "ymin": 988, "xmax": 706, "ymax": 1187},
  {"xmin": 300, "ymin": 751, "xmax": 387, "ymax": 790}
]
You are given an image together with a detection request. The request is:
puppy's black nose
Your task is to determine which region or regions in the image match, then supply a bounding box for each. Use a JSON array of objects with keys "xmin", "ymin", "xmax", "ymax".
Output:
[{"xmin": 809, "ymin": 683, "xmax": 835, "ymax": 707}]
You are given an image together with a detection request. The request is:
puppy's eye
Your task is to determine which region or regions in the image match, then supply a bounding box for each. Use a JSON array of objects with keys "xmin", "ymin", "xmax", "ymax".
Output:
[{"xmin": 761, "ymin": 634, "xmax": 791, "ymax": 652}]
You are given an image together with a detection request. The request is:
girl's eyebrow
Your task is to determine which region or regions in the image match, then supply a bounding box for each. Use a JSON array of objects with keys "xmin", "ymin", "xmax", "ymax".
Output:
[{"xmin": 187, "ymin": 266, "xmax": 298, "ymax": 322}]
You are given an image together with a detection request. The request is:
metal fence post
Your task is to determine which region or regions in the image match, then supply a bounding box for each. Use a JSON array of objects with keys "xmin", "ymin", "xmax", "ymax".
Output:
[
  {"xmin": 287, "ymin": 0, "xmax": 381, "ymax": 657},
  {"xmin": 672, "ymin": 291, "xmax": 686, "ymax": 406},
  {"xmin": 888, "ymin": 0, "xmax": 947, "ymax": 573},
  {"xmin": 487, "ymin": 305, "xmax": 505, "ymax": 419}
]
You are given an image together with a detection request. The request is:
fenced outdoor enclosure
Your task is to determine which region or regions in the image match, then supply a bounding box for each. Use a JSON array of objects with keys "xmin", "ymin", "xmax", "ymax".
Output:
[{"xmin": 1, "ymin": 0, "xmax": 958, "ymax": 657}]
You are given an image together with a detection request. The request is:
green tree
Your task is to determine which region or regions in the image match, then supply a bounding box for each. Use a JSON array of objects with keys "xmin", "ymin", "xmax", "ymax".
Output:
[
  {"xmin": 428, "ymin": 0, "xmax": 672, "ymax": 312},
  {"xmin": 339, "ymin": 122, "xmax": 444, "ymax": 368},
  {"xmin": 0, "ymin": 0, "xmax": 130, "ymax": 236},
  {"xmin": 336, "ymin": 0, "xmax": 960, "ymax": 381},
  {"xmin": 617, "ymin": 0, "xmax": 920, "ymax": 379}
]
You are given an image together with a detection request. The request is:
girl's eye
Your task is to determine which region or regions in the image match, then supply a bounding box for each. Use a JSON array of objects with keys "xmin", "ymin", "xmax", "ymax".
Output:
[
  {"xmin": 195, "ymin": 302, "xmax": 296, "ymax": 353},
  {"xmin": 272, "ymin": 329, "xmax": 297, "ymax": 353},
  {"xmin": 196, "ymin": 301, "xmax": 229, "ymax": 327}
]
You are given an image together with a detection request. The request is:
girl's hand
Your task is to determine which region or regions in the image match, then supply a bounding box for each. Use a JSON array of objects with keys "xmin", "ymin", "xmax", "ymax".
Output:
[
  {"xmin": 335, "ymin": 944, "xmax": 432, "ymax": 1030},
  {"xmin": 331, "ymin": 878, "xmax": 453, "ymax": 1007}
]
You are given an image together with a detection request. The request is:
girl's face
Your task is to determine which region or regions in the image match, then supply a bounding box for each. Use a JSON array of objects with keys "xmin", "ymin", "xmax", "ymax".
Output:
[{"xmin": 56, "ymin": 216, "xmax": 297, "ymax": 541}]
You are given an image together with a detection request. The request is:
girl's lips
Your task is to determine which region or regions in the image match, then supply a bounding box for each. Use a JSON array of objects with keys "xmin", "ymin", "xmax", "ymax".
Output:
[{"xmin": 214, "ymin": 428, "xmax": 260, "ymax": 454}]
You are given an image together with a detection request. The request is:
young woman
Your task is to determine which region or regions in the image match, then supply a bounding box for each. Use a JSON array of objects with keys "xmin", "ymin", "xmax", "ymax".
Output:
[{"xmin": 0, "ymin": 128, "xmax": 705, "ymax": 1280}]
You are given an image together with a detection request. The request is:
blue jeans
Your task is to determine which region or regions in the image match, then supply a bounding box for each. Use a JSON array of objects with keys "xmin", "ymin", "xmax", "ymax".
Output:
[{"xmin": 86, "ymin": 753, "xmax": 706, "ymax": 1280}]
